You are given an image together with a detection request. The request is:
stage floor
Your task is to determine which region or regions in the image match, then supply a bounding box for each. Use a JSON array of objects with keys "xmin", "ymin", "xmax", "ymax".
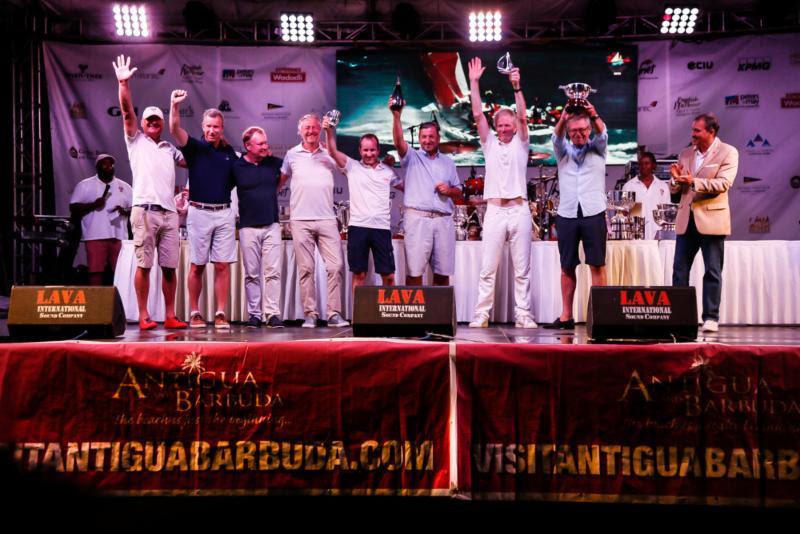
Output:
[{"xmin": 2, "ymin": 319, "xmax": 798, "ymax": 345}]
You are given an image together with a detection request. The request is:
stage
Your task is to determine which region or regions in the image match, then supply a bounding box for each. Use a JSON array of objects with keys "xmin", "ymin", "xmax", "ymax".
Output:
[{"xmin": 1, "ymin": 318, "xmax": 798, "ymax": 508}]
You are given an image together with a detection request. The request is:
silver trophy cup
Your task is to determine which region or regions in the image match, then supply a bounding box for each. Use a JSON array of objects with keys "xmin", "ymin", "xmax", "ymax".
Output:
[
  {"xmin": 558, "ymin": 82, "xmax": 598, "ymax": 114},
  {"xmin": 497, "ymin": 52, "xmax": 514, "ymax": 75},
  {"xmin": 324, "ymin": 109, "xmax": 342, "ymax": 127}
]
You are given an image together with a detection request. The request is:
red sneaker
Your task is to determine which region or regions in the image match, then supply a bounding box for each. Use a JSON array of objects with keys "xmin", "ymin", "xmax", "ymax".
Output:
[
  {"xmin": 139, "ymin": 317, "xmax": 157, "ymax": 331},
  {"xmin": 164, "ymin": 317, "xmax": 188, "ymax": 329}
]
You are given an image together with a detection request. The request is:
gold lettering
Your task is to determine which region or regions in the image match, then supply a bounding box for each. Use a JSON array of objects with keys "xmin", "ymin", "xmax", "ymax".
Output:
[
  {"xmin": 304, "ymin": 443, "xmax": 327, "ymax": 470},
  {"xmin": 236, "ymin": 441, "xmax": 257, "ymax": 471},
  {"xmin": 144, "ymin": 442, "xmax": 165, "ymax": 471},
  {"xmin": 656, "ymin": 447, "xmax": 678, "ymax": 477},
  {"xmin": 633, "ymin": 446, "xmax": 654, "ymax": 476},
  {"xmin": 361, "ymin": 441, "xmax": 380, "ymax": 470},
  {"xmin": 504, "ymin": 445, "xmax": 518, "ymax": 474},
  {"xmin": 91, "ymin": 442, "xmax": 111, "ymax": 471},
  {"xmin": 258, "ymin": 441, "xmax": 280, "ymax": 470},
  {"xmin": 526, "ymin": 444, "xmax": 536, "ymax": 474},
  {"xmin": 728, "ymin": 448, "xmax": 752, "ymax": 479},
  {"xmin": 778, "ymin": 449, "xmax": 800, "ymax": 480},
  {"xmin": 380, "ymin": 441, "xmax": 401, "ymax": 471},
  {"xmin": 327, "ymin": 441, "xmax": 350, "ymax": 470},
  {"xmin": 41, "ymin": 442, "xmax": 64, "ymax": 472},
  {"xmin": 190, "ymin": 441, "xmax": 211, "ymax": 471},
  {"xmin": 555, "ymin": 445, "xmax": 577, "ymax": 475},
  {"xmin": 601, "ymin": 445, "xmax": 621, "ymax": 475},
  {"xmin": 112, "ymin": 367, "xmax": 146, "ymax": 399},
  {"xmin": 541, "ymin": 444, "xmax": 556, "ymax": 474},
  {"xmin": 165, "ymin": 442, "xmax": 188, "ymax": 471},
  {"xmin": 619, "ymin": 370, "xmax": 652, "ymax": 402},
  {"xmin": 282, "ymin": 442, "xmax": 303, "ymax": 470},
  {"xmin": 577, "ymin": 445, "xmax": 600, "ymax": 475},
  {"xmin": 66, "ymin": 442, "xmax": 90, "ymax": 472},
  {"xmin": 705, "ymin": 447, "xmax": 726, "ymax": 478},
  {"xmin": 210, "ymin": 441, "xmax": 234, "ymax": 470},
  {"xmin": 176, "ymin": 390, "xmax": 191, "ymax": 412},
  {"xmin": 121, "ymin": 442, "xmax": 143, "ymax": 471}
]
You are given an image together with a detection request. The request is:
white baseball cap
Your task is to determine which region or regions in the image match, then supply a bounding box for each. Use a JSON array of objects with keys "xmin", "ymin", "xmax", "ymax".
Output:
[{"xmin": 142, "ymin": 106, "xmax": 164, "ymax": 120}]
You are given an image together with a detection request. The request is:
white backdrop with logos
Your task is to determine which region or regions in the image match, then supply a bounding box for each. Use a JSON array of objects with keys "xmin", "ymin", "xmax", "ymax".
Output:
[{"xmin": 637, "ymin": 34, "xmax": 800, "ymax": 240}]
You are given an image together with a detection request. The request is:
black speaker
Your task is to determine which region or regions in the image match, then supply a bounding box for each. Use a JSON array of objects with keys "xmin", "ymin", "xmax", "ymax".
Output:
[
  {"xmin": 7, "ymin": 286, "xmax": 127, "ymax": 340},
  {"xmin": 352, "ymin": 286, "xmax": 456, "ymax": 338},
  {"xmin": 587, "ymin": 286, "xmax": 698, "ymax": 341}
]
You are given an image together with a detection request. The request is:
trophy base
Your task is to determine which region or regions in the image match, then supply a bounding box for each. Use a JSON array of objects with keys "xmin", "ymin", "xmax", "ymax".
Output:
[
  {"xmin": 656, "ymin": 229, "xmax": 676, "ymax": 240},
  {"xmin": 565, "ymin": 99, "xmax": 590, "ymax": 115}
]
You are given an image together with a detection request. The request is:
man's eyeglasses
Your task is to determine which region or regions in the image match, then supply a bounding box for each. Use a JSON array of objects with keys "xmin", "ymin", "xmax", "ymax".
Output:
[{"xmin": 568, "ymin": 127, "xmax": 591, "ymax": 135}]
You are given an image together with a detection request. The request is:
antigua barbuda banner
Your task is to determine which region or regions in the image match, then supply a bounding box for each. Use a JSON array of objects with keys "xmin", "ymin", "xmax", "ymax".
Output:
[
  {"xmin": 456, "ymin": 343, "xmax": 800, "ymax": 505},
  {"xmin": 0, "ymin": 340, "xmax": 451, "ymax": 495}
]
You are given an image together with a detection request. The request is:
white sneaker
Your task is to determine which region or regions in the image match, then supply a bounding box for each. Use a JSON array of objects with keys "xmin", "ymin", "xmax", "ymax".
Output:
[
  {"xmin": 515, "ymin": 316, "xmax": 538, "ymax": 329},
  {"xmin": 701, "ymin": 320, "xmax": 719, "ymax": 332},
  {"xmin": 327, "ymin": 313, "xmax": 350, "ymax": 327},
  {"xmin": 302, "ymin": 314, "xmax": 318, "ymax": 328},
  {"xmin": 469, "ymin": 315, "xmax": 489, "ymax": 328}
]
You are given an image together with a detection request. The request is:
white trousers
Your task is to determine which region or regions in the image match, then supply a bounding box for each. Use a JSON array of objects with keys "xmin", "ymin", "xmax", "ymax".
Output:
[
  {"xmin": 239, "ymin": 224, "xmax": 283, "ymax": 320},
  {"xmin": 473, "ymin": 203, "xmax": 533, "ymax": 320}
]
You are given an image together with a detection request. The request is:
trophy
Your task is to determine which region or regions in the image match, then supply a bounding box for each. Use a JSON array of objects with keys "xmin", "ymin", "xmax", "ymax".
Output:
[
  {"xmin": 653, "ymin": 203, "xmax": 679, "ymax": 240},
  {"xmin": 389, "ymin": 76, "xmax": 404, "ymax": 111},
  {"xmin": 606, "ymin": 190, "xmax": 636, "ymax": 240},
  {"xmin": 497, "ymin": 52, "xmax": 514, "ymax": 75},
  {"xmin": 453, "ymin": 205, "xmax": 469, "ymax": 241},
  {"xmin": 323, "ymin": 109, "xmax": 341, "ymax": 127},
  {"xmin": 558, "ymin": 82, "xmax": 598, "ymax": 114},
  {"xmin": 334, "ymin": 201, "xmax": 350, "ymax": 239}
]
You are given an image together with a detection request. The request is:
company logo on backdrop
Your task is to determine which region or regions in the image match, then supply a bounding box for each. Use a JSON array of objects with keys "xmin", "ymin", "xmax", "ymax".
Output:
[
  {"xmin": 222, "ymin": 68, "xmax": 254, "ymax": 81},
  {"xmin": 781, "ymin": 92, "xmax": 800, "ymax": 108},
  {"xmin": 673, "ymin": 96, "xmax": 701, "ymax": 115},
  {"xmin": 180, "ymin": 105, "xmax": 195, "ymax": 118},
  {"xmin": 687, "ymin": 60, "xmax": 714, "ymax": 71},
  {"xmin": 748, "ymin": 216, "xmax": 770, "ymax": 234},
  {"xmin": 638, "ymin": 100, "xmax": 659, "ymax": 112},
  {"xmin": 745, "ymin": 134, "xmax": 773, "ymax": 155},
  {"xmin": 738, "ymin": 57, "xmax": 771, "ymax": 72},
  {"xmin": 68, "ymin": 146, "xmax": 101, "ymax": 160},
  {"xmin": 271, "ymin": 67, "xmax": 306, "ymax": 83},
  {"xmin": 606, "ymin": 51, "xmax": 631, "ymax": 76},
  {"xmin": 69, "ymin": 102, "xmax": 87, "ymax": 119},
  {"xmin": 725, "ymin": 94, "xmax": 759, "ymax": 108},
  {"xmin": 218, "ymin": 100, "xmax": 232, "ymax": 112},
  {"xmin": 738, "ymin": 176, "xmax": 769, "ymax": 194},
  {"xmin": 134, "ymin": 68, "xmax": 167, "ymax": 80},
  {"xmin": 261, "ymin": 102, "xmax": 291, "ymax": 120},
  {"xmin": 638, "ymin": 59, "xmax": 657, "ymax": 79},
  {"xmin": 180, "ymin": 64, "xmax": 204, "ymax": 83},
  {"xmin": 67, "ymin": 64, "xmax": 103, "ymax": 81}
]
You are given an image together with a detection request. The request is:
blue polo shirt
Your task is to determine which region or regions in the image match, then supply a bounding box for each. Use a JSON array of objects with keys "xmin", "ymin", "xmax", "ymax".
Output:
[
  {"xmin": 181, "ymin": 135, "xmax": 236, "ymax": 204},
  {"xmin": 231, "ymin": 155, "xmax": 283, "ymax": 228},
  {"xmin": 400, "ymin": 148, "xmax": 460, "ymax": 214}
]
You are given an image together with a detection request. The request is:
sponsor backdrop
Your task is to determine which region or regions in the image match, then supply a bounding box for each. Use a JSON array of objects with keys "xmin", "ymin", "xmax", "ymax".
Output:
[
  {"xmin": 637, "ymin": 34, "xmax": 800, "ymax": 240},
  {"xmin": 45, "ymin": 37, "xmax": 799, "ymax": 241}
]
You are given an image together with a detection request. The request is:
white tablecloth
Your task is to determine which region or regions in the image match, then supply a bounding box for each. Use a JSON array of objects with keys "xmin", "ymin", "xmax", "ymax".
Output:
[{"xmin": 114, "ymin": 239, "xmax": 800, "ymax": 325}]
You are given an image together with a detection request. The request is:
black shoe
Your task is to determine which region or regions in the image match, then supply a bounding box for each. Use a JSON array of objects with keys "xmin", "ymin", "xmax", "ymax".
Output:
[
  {"xmin": 266, "ymin": 315, "xmax": 284, "ymax": 328},
  {"xmin": 245, "ymin": 315, "xmax": 262, "ymax": 329},
  {"xmin": 543, "ymin": 318, "xmax": 575, "ymax": 330}
]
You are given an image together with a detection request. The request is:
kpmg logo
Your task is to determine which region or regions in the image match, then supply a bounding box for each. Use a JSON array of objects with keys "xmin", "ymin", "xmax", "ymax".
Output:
[
  {"xmin": 638, "ymin": 59, "xmax": 657, "ymax": 78},
  {"xmin": 738, "ymin": 57, "xmax": 771, "ymax": 72},
  {"xmin": 687, "ymin": 60, "xmax": 713, "ymax": 71},
  {"xmin": 181, "ymin": 64, "xmax": 204, "ymax": 83},
  {"xmin": 271, "ymin": 67, "xmax": 306, "ymax": 83},
  {"xmin": 67, "ymin": 64, "xmax": 103, "ymax": 81},
  {"xmin": 745, "ymin": 133, "xmax": 773, "ymax": 156},
  {"xmin": 724, "ymin": 94, "xmax": 759, "ymax": 108},
  {"xmin": 673, "ymin": 96, "xmax": 701, "ymax": 115},
  {"xmin": 222, "ymin": 69, "xmax": 254, "ymax": 81}
]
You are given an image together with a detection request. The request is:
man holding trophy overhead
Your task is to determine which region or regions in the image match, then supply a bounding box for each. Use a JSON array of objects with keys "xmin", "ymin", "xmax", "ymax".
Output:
[
  {"xmin": 466, "ymin": 56, "xmax": 537, "ymax": 329},
  {"xmin": 545, "ymin": 84, "xmax": 609, "ymax": 330}
]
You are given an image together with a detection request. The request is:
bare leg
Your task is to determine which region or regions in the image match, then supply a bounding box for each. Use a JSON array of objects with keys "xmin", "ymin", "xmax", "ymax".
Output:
[
  {"xmin": 162, "ymin": 267, "xmax": 179, "ymax": 319},
  {"xmin": 380, "ymin": 273, "xmax": 395, "ymax": 286},
  {"xmin": 589, "ymin": 265, "xmax": 607, "ymax": 287},
  {"xmin": 134, "ymin": 266, "xmax": 151, "ymax": 320},
  {"xmin": 188, "ymin": 263, "xmax": 205, "ymax": 313},
  {"xmin": 213, "ymin": 262, "xmax": 230, "ymax": 314},
  {"xmin": 560, "ymin": 267, "xmax": 577, "ymax": 321}
]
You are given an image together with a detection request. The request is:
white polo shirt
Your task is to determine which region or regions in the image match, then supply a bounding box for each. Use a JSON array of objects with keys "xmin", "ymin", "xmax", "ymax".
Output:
[
  {"xmin": 622, "ymin": 176, "xmax": 671, "ymax": 239},
  {"xmin": 341, "ymin": 156, "xmax": 400, "ymax": 230},
  {"xmin": 125, "ymin": 130, "xmax": 184, "ymax": 212},
  {"xmin": 281, "ymin": 143, "xmax": 337, "ymax": 220},
  {"xmin": 69, "ymin": 175, "xmax": 133, "ymax": 241},
  {"xmin": 482, "ymin": 132, "xmax": 529, "ymax": 200}
]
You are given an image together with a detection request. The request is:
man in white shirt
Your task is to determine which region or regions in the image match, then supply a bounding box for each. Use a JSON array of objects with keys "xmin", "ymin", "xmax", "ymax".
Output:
[
  {"xmin": 622, "ymin": 151, "xmax": 670, "ymax": 239},
  {"xmin": 113, "ymin": 54, "xmax": 188, "ymax": 331},
  {"xmin": 280, "ymin": 114, "xmax": 349, "ymax": 328},
  {"xmin": 69, "ymin": 154, "xmax": 132, "ymax": 286},
  {"xmin": 465, "ymin": 57, "xmax": 537, "ymax": 329},
  {"xmin": 322, "ymin": 118, "xmax": 400, "ymax": 288}
]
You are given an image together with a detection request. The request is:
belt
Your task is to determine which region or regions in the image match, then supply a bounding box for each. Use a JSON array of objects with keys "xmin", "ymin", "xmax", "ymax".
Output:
[
  {"xmin": 405, "ymin": 207, "xmax": 451, "ymax": 218},
  {"xmin": 190, "ymin": 201, "xmax": 231, "ymax": 211},
  {"xmin": 135, "ymin": 204, "xmax": 166, "ymax": 212}
]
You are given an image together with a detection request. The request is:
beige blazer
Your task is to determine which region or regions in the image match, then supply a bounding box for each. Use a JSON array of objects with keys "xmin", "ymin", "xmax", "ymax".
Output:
[{"xmin": 669, "ymin": 139, "xmax": 739, "ymax": 235}]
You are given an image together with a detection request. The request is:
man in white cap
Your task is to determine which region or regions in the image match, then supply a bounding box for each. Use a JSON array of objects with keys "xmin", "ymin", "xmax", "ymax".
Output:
[
  {"xmin": 69, "ymin": 153, "xmax": 133, "ymax": 286},
  {"xmin": 113, "ymin": 54, "xmax": 188, "ymax": 330}
]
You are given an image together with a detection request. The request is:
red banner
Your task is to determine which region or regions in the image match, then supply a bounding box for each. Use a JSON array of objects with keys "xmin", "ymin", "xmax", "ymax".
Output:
[
  {"xmin": 0, "ymin": 340, "xmax": 451, "ymax": 496},
  {"xmin": 456, "ymin": 343, "xmax": 800, "ymax": 506}
]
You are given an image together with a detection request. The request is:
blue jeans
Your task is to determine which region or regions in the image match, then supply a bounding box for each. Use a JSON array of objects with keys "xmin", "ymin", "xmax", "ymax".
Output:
[{"xmin": 672, "ymin": 213, "xmax": 725, "ymax": 321}]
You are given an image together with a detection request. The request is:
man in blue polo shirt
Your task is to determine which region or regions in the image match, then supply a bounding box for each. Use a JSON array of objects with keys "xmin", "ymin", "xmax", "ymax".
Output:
[
  {"xmin": 232, "ymin": 126, "xmax": 285, "ymax": 329},
  {"xmin": 169, "ymin": 89, "xmax": 237, "ymax": 329}
]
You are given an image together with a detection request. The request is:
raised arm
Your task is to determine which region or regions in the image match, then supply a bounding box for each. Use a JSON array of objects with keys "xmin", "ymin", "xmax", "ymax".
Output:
[
  {"xmin": 584, "ymin": 101, "xmax": 606, "ymax": 135},
  {"xmin": 169, "ymin": 89, "xmax": 189, "ymax": 148},
  {"xmin": 322, "ymin": 116, "xmax": 347, "ymax": 169},
  {"xmin": 112, "ymin": 55, "xmax": 138, "ymax": 138},
  {"xmin": 467, "ymin": 57, "xmax": 490, "ymax": 145},
  {"xmin": 509, "ymin": 68, "xmax": 528, "ymax": 143},
  {"xmin": 390, "ymin": 98, "xmax": 409, "ymax": 158}
]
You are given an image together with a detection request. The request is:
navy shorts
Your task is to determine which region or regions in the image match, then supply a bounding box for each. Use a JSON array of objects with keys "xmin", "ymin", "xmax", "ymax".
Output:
[
  {"xmin": 555, "ymin": 211, "xmax": 607, "ymax": 269},
  {"xmin": 347, "ymin": 226, "xmax": 395, "ymax": 274}
]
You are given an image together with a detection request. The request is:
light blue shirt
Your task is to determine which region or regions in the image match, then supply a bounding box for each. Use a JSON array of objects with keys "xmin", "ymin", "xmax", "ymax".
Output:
[
  {"xmin": 400, "ymin": 148, "xmax": 461, "ymax": 214},
  {"xmin": 552, "ymin": 128, "xmax": 608, "ymax": 218}
]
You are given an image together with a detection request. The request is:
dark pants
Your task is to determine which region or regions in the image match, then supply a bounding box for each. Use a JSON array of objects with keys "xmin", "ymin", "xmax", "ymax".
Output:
[{"xmin": 672, "ymin": 213, "xmax": 725, "ymax": 321}]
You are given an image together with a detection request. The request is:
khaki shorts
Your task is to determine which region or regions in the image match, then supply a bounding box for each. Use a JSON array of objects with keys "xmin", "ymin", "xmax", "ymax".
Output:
[{"xmin": 131, "ymin": 206, "xmax": 180, "ymax": 269}]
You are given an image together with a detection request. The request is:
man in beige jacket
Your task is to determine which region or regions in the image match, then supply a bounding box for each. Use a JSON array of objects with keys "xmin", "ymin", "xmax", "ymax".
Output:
[{"xmin": 669, "ymin": 112, "xmax": 739, "ymax": 333}]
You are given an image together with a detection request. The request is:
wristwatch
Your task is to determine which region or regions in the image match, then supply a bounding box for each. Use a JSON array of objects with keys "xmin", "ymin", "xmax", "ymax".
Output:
[{"xmin": 590, "ymin": 115, "xmax": 600, "ymax": 121}]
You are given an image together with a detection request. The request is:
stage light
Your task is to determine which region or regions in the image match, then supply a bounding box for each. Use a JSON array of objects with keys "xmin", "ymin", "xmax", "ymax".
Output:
[
  {"xmin": 113, "ymin": 4, "xmax": 149, "ymax": 39},
  {"xmin": 468, "ymin": 10, "xmax": 502, "ymax": 42},
  {"xmin": 280, "ymin": 12, "xmax": 314, "ymax": 43},
  {"xmin": 662, "ymin": 6, "xmax": 700, "ymax": 34}
]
